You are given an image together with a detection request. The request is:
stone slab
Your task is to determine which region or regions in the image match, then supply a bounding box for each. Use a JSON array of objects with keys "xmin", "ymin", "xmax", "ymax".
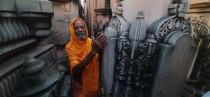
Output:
[
  {"xmin": 152, "ymin": 32, "xmax": 196, "ymax": 97},
  {"xmin": 0, "ymin": 44, "xmax": 54, "ymax": 78}
]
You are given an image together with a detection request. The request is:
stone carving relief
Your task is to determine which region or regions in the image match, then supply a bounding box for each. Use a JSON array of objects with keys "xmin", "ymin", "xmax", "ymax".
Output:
[
  {"xmin": 192, "ymin": 22, "xmax": 210, "ymax": 38},
  {"xmin": 169, "ymin": 0, "xmax": 189, "ymax": 17},
  {"xmin": 112, "ymin": 10, "xmax": 157, "ymax": 97},
  {"xmin": 190, "ymin": 16, "xmax": 210, "ymax": 39},
  {"xmin": 112, "ymin": 2, "xmax": 123, "ymax": 16},
  {"xmin": 108, "ymin": 16, "xmax": 121, "ymax": 36},
  {"xmin": 0, "ymin": 18, "xmax": 31, "ymax": 44},
  {"xmin": 147, "ymin": 0, "xmax": 191, "ymax": 42},
  {"xmin": 148, "ymin": 15, "xmax": 191, "ymax": 42}
]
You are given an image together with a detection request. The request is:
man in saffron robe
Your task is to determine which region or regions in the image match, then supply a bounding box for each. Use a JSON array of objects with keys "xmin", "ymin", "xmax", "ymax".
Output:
[{"xmin": 65, "ymin": 18, "xmax": 107, "ymax": 97}]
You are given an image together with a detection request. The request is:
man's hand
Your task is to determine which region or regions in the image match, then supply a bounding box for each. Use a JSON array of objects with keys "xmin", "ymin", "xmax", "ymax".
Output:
[
  {"xmin": 71, "ymin": 32, "xmax": 107, "ymax": 78},
  {"xmin": 92, "ymin": 32, "xmax": 107, "ymax": 52}
]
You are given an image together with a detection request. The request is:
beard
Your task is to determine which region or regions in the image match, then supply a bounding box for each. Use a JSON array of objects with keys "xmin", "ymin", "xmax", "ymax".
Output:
[{"xmin": 75, "ymin": 32, "xmax": 86, "ymax": 41}]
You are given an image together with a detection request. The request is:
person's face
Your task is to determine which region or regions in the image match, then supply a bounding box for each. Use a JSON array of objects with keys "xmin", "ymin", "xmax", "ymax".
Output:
[{"xmin": 74, "ymin": 20, "xmax": 86, "ymax": 41}]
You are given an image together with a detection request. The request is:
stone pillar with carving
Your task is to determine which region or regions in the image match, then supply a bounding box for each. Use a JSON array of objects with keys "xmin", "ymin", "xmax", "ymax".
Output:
[
  {"xmin": 112, "ymin": 4, "xmax": 156, "ymax": 97},
  {"xmin": 101, "ymin": 2, "xmax": 130, "ymax": 97},
  {"xmin": 150, "ymin": 0, "xmax": 197, "ymax": 97}
]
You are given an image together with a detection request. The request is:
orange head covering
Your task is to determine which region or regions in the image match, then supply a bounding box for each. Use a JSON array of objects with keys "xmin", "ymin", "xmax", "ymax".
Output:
[
  {"xmin": 65, "ymin": 18, "xmax": 92, "ymax": 74},
  {"xmin": 65, "ymin": 18, "xmax": 100, "ymax": 97}
]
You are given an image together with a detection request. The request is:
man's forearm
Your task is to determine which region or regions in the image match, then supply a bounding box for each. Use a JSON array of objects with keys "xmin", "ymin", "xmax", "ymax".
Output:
[{"xmin": 72, "ymin": 50, "xmax": 97, "ymax": 78}]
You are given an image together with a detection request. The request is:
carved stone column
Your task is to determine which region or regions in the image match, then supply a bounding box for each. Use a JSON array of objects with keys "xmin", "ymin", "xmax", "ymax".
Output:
[
  {"xmin": 150, "ymin": 1, "xmax": 196, "ymax": 97},
  {"xmin": 101, "ymin": 2, "xmax": 130, "ymax": 96}
]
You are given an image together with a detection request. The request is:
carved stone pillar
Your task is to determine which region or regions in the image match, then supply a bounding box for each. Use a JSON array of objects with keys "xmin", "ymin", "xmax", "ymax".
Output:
[
  {"xmin": 101, "ymin": 2, "xmax": 130, "ymax": 96},
  {"xmin": 112, "ymin": 10, "xmax": 155, "ymax": 97},
  {"xmin": 150, "ymin": 1, "xmax": 196, "ymax": 97},
  {"xmin": 101, "ymin": 3, "xmax": 130, "ymax": 95}
]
